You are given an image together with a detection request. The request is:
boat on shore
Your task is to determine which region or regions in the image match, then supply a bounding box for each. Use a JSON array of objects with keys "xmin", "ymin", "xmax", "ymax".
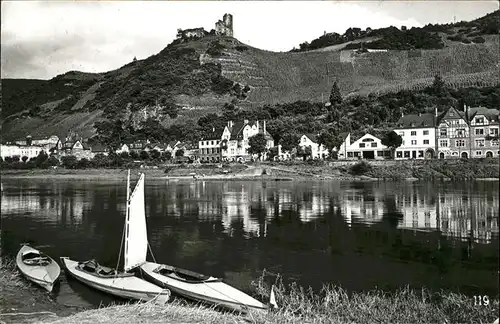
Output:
[
  {"xmin": 60, "ymin": 170, "xmax": 171, "ymax": 304},
  {"xmin": 16, "ymin": 245, "xmax": 60, "ymax": 292},
  {"xmin": 137, "ymin": 172, "xmax": 274, "ymax": 312}
]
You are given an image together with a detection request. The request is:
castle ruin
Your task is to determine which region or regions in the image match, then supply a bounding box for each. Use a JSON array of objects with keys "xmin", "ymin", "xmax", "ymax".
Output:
[
  {"xmin": 215, "ymin": 13, "xmax": 233, "ymax": 37},
  {"xmin": 176, "ymin": 13, "xmax": 233, "ymax": 41}
]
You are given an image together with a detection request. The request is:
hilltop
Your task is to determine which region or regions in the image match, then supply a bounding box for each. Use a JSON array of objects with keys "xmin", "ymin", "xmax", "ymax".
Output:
[{"xmin": 1, "ymin": 10, "xmax": 499, "ymax": 142}]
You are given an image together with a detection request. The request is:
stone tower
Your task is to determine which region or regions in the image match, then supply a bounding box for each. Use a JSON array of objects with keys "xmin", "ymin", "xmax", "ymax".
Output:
[{"xmin": 215, "ymin": 13, "xmax": 233, "ymax": 37}]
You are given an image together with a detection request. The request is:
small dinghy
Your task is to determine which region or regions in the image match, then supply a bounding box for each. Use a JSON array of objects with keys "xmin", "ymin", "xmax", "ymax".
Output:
[
  {"xmin": 61, "ymin": 170, "xmax": 171, "ymax": 304},
  {"xmin": 16, "ymin": 245, "xmax": 60, "ymax": 292},
  {"xmin": 140, "ymin": 262, "xmax": 268, "ymax": 312}
]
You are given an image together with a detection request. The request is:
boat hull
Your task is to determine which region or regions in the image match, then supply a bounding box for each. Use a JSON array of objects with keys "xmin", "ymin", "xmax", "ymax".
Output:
[
  {"xmin": 61, "ymin": 257, "xmax": 171, "ymax": 304},
  {"xmin": 139, "ymin": 262, "xmax": 267, "ymax": 312},
  {"xmin": 16, "ymin": 245, "xmax": 60, "ymax": 292}
]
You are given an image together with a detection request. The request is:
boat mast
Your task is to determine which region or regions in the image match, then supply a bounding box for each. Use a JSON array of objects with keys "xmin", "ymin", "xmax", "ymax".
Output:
[
  {"xmin": 115, "ymin": 169, "xmax": 130, "ymax": 275},
  {"xmin": 124, "ymin": 169, "xmax": 131, "ymax": 269}
]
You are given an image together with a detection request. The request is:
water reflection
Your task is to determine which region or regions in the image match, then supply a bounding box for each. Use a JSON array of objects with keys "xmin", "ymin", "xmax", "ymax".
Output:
[{"xmin": 1, "ymin": 179, "xmax": 499, "ymax": 302}]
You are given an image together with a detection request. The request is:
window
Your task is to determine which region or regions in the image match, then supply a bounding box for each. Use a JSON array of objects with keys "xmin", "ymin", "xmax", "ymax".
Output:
[
  {"xmin": 398, "ymin": 132, "xmax": 404, "ymax": 137},
  {"xmin": 362, "ymin": 138, "xmax": 374, "ymax": 142},
  {"xmin": 456, "ymin": 140, "xmax": 465, "ymax": 147},
  {"xmin": 418, "ymin": 151, "xmax": 424, "ymax": 158},
  {"xmin": 440, "ymin": 128, "xmax": 447, "ymax": 137},
  {"xmin": 457, "ymin": 129, "xmax": 465, "ymax": 137},
  {"xmin": 411, "ymin": 131, "xmax": 417, "ymax": 136},
  {"xmin": 347, "ymin": 152, "xmax": 353, "ymax": 157},
  {"xmin": 377, "ymin": 151, "xmax": 384, "ymax": 156},
  {"xmin": 475, "ymin": 128, "xmax": 484, "ymax": 136},
  {"xmin": 476, "ymin": 151, "xmax": 483, "ymax": 156},
  {"xmin": 476, "ymin": 139, "xmax": 485, "ymax": 147},
  {"xmin": 440, "ymin": 140, "xmax": 448, "ymax": 147},
  {"xmin": 491, "ymin": 139, "xmax": 499, "ymax": 146},
  {"xmin": 423, "ymin": 140, "xmax": 430, "ymax": 145},
  {"xmin": 475, "ymin": 117, "xmax": 484, "ymax": 124},
  {"xmin": 423, "ymin": 130, "xmax": 429, "ymax": 135},
  {"xmin": 396, "ymin": 151, "xmax": 403, "ymax": 158},
  {"xmin": 359, "ymin": 143, "xmax": 365, "ymax": 148},
  {"xmin": 371, "ymin": 143, "xmax": 377, "ymax": 148},
  {"xmin": 449, "ymin": 112, "xmax": 454, "ymax": 116},
  {"xmin": 411, "ymin": 140, "xmax": 417, "ymax": 145},
  {"xmin": 404, "ymin": 151, "xmax": 410, "ymax": 158},
  {"xmin": 490, "ymin": 128, "xmax": 499, "ymax": 136},
  {"xmin": 354, "ymin": 152, "xmax": 360, "ymax": 157}
]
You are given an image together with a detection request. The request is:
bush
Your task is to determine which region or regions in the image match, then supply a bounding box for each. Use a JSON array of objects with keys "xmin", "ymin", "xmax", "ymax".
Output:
[
  {"xmin": 349, "ymin": 161, "xmax": 372, "ymax": 175},
  {"xmin": 471, "ymin": 36, "xmax": 486, "ymax": 43}
]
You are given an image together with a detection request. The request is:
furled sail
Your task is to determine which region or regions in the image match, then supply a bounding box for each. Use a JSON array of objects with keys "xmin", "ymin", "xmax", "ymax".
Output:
[{"xmin": 124, "ymin": 173, "xmax": 148, "ymax": 272}]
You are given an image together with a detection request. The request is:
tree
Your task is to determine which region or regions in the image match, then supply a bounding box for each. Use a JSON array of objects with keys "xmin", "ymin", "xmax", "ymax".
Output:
[
  {"xmin": 175, "ymin": 149, "xmax": 184, "ymax": 157},
  {"xmin": 248, "ymin": 133, "xmax": 267, "ymax": 160},
  {"xmin": 150, "ymin": 149, "xmax": 161, "ymax": 160},
  {"xmin": 35, "ymin": 150, "xmax": 49, "ymax": 166},
  {"xmin": 297, "ymin": 145, "xmax": 312, "ymax": 161},
  {"xmin": 329, "ymin": 81, "xmax": 342, "ymax": 106},
  {"xmin": 77, "ymin": 158, "xmax": 90, "ymax": 169},
  {"xmin": 12, "ymin": 155, "xmax": 20, "ymax": 163},
  {"xmin": 318, "ymin": 131, "xmax": 344, "ymax": 155},
  {"xmin": 61, "ymin": 156, "xmax": 78, "ymax": 169},
  {"xmin": 381, "ymin": 131, "xmax": 403, "ymax": 158},
  {"xmin": 47, "ymin": 156, "xmax": 60, "ymax": 167},
  {"xmin": 21, "ymin": 156, "xmax": 29, "ymax": 163},
  {"xmin": 280, "ymin": 132, "xmax": 300, "ymax": 153},
  {"xmin": 140, "ymin": 150, "xmax": 150, "ymax": 160},
  {"xmin": 92, "ymin": 153, "xmax": 110, "ymax": 168},
  {"xmin": 163, "ymin": 151, "xmax": 172, "ymax": 161}
]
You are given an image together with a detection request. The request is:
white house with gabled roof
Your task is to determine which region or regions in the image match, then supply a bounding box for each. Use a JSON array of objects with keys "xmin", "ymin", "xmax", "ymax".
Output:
[
  {"xmin": 337, "ymin": 133, "xmax": 391, "ymax": 160},
  {"xmin": 298, "ymin": 134, "xmax": 329, "ymax": 159}
]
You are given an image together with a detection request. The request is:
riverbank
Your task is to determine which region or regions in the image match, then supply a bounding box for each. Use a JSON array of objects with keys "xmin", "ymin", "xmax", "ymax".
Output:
[
  {"xmin": 1, "ymin": 262, "xmax": 498, "ymax": 324},
  {"xmin": 1, "ymin": 159, "xmax": 498, "ymax": 181}
]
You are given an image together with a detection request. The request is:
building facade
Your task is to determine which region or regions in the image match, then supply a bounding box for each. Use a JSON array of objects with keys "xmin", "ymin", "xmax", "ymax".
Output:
[
  {"xmin": 221, "ymin": 120, "xmax": 274, "ymax": 162},
  {"xmin": 199, "ymin": 128, "xmax": 223, "ymax": 162},
  {"xmin": 337, "ymin": 133, "xmax": 391, "ymax": 160},
  {"xmin": 0, "ymin": 144, "xmax": 46, "ymax": 160},
  {"xmin": 467, "ymin": 106, "xmax": 500, "ymax": 158},
  {"xmin": 436, "ymin": 107, "xmax": 471, "ymax": 159},
  {"xmin": 394, "ymin": 113, "xmax": 437, "ymax": 160}
]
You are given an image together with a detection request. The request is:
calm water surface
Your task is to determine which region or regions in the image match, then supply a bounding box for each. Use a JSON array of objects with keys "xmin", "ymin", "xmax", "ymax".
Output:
[{"xmin": 1, "ymin": 178, "xmax": 499, "ymax": 310}]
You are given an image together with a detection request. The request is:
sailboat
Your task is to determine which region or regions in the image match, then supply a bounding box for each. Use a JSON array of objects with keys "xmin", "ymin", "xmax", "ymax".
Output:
[
  {"xmin": 135, "ymin": 174, "xmax": 275, "ymax": 312},
  {"xmin": 61, "ymin": 170, "xmax": 171, "ymax": 303}
]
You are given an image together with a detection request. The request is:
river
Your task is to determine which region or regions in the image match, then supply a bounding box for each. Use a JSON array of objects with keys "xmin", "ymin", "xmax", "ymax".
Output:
[{"xmin": 1, "ymin": 177, "xmax": 498, "ymax": 313}]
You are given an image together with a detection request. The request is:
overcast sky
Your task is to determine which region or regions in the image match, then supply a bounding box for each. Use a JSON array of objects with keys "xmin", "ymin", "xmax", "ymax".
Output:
[{"xmin": 1, "ymin": 1, "xmax": 498, "ymax": 80}]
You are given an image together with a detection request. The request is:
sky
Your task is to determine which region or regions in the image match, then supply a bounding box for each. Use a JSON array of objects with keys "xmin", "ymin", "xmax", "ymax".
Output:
[{"xmin": 1, "ymin": 1, "xmax": 498, "ymax": 80}]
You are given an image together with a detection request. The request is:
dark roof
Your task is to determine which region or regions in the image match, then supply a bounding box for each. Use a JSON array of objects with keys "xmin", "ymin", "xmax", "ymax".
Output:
[
  {"xmin": 466, "ymin": 107, "xmax": 499, "ymax": 122},
  {"xmin": 229, "ymin": 121, "xmax": 246, "ymax": 139},
  {"xmin": 396, "ymin": 113, "xmax": 436, "ymax": 128},
  {"xmin": 437, "ymin": 107, "xmax": 467, "ymax": 124},
  {"xmin": 203, "ymin": 128, "xmax": 225, "ymax": 140},
  {"xmin": 303, "ymin": 133, "xmax": 319, "ymax": 143}
]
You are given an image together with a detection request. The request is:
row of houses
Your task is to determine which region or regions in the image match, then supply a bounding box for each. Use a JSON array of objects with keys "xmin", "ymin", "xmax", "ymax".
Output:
[
  {"xmin": 338, "ymin": 106, "xmax": 499, "ymax": 160},
  {"xmin": 1, "ymin": 105, "xmax": 498, "ymax": 163}
]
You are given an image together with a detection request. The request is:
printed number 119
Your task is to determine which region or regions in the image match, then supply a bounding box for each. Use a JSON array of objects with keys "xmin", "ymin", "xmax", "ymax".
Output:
[{"xmin": 474, "ymin": 295, "xmax": 490, "ymax": 306}]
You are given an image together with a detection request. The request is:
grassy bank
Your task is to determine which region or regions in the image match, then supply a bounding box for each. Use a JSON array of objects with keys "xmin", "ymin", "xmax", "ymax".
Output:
[
  {"xmin": 1, "ymin": 159, "xmax": 498, "ymax": 181},
  {"xmin": 44, "ymin": 273, "xmax": 499, "ymax": 324},
  {"xmin": 1, "ymin": 261, "xmax": 498, "ymax": 324}
]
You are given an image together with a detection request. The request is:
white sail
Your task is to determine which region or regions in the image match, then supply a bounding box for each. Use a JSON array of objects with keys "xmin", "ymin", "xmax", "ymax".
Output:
[{"xmin": 124, "ymin": 173, "xmax": 148, "ymax": 272}]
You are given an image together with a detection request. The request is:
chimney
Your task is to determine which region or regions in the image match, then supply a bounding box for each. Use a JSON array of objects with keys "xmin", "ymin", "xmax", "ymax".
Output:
[
  {"xmin": 26, "ymin": 135, "xmax": 32, "ymax": 146},
  {"xmin": 435, "ymin": 107, "xmax": 438, "ymax": 117},
  {"xmin": 244, "ymin": 119, "xmax": 249, "ymax": 125},
  {"xmin": 212, "ymin": 127, "xmax": 215, "ymax": 132},
  {"xmin": 464, "ymin": 104, "xmax": 467, "ymax": 112},
  {"xmin": 227, "ymin": 120, "xmax": 233, "ymax": 128},
  {"xmin": 256, "ymin": 120, "xmax": 260, "ymax": 131},
  {"xmin": 263, "ymin": 120, "xmax": 266, "ymax": 134}
]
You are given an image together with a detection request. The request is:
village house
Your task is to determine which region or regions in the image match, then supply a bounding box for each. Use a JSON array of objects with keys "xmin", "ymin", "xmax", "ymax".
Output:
[
  {"xmin": 199, "ymin": 128, "xmax": 223, "ymax": 162},
  {"xmin": 393, "ymin": 111, "xmax": 437, "ymax": 160},
  {"xmin": 298, "ymin": 134, "xmax": 329, "ymax": 160},
  {"xmin": 337, "ymin": 133, "xmax": 391, "ymax": 160},
  {"xmin": 14, "ymin": 135, "xmax": 60, "ymax": 149},
  {"xmin": 115, "ymin": 139, "xmax": 151, "ymax": 155},
  {"xmin": 0, "ymin": 143, "xmax": 46, "ymax": 161},
  {"xmin": 466, "ymin": 106, "xmax": 499, "ymax": 158},
  {"xmin": 221, "ymin": 120, "xmax": 275, "ymax": 162},
  {"xmin": 60, "ymin": 139, "xmax": 93, "ymax": 160},
  {"xmin": 436, "ymin": 107, "xmax": 471, "ymax": 159}
]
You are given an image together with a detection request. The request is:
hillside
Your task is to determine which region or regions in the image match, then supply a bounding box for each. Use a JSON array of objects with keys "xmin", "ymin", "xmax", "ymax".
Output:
[{"xmin": 1, "ymin": 11, "xmax": 500, "ymax": 142}]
